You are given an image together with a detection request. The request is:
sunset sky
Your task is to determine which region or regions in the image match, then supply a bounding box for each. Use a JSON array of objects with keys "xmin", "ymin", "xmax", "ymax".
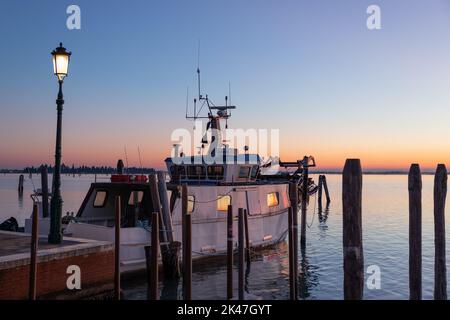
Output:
[{"xmin": 1, "ymin": 0, "xmax": 450, "ymax": 171}]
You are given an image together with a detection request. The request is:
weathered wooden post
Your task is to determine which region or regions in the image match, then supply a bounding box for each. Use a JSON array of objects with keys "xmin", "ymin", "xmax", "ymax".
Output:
[
  {"xmin": 300, "ymin": 157, "xmax": 308, "ymax": 248},
  {"xmin": 318, "ymin": 175, "xmax": 323, "ymax": 210},
  {"xmin": 289, "ymin": 181, "xmax": 298, "ymax": 299},
  {"xmin": 40, "ymin": 167, "xmax": 49, "ymax": 218},
  {"xmin": 342, "ymin": 159, "xmax": 363, "ymax": 300},
  {"xmin": 148, "ymin": 211, "xmax": 159, "ymax": 300},
  {"xmin": 149, "ymin": 173, "xmax": 177, "ymax": 279},
  {"xmin": 18, "ymin": 174, "xmax": 24, "ymax": 195},
  {"xmin": 238, "ymin": 208, "xmax": 245, "ymax": 300},
  {"xmin": 114, "ymin": 195, "xmax": 121, "ymax": 300},
  {"xmin": 243, "ymin": 209, "xmax": 251, "ymax": 263},
  {"xmin": 434, "ymin": 164, "xmax": 447, "ymax": 300},
  {"xmin": 408, "ymin": 164, "xmax": 422, "ymax": 300},
  {"xmin": 182, "ymin": 183, "xmax": 192, "ymax": 300},
  {"xmin": 157, "ymin": 171, "xmax": 174, "ymax": 243},
  {"xmin": 227, "ymin": 205, "xmax": 234, "ymax": 300},
  {"xmin": 288, "ymin": 206, "xmax": 296, "ymax": 300},
  {"xmin": 29, "ymin": 203, "xmax": 39, "ymax": 300},
  {"xmin": 323, "ymin": 175, "xmax": 331, "ymax": 204}
]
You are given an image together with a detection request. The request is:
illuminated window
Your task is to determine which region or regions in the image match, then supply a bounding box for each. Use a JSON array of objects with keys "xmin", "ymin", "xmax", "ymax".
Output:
[
  {"xmin": 267, "ymin": 192, "xmax": 279, "ymax": 207},
  {"xmin": 93, "ymin": 191, "xmax": 107, "ymax": 207},
  {"xmin": 128, "ymin": 191, "xmax": 144, "ymax": 205},
  {"xmin": 188, "ymin": 195, "xmax": 195, "ymax": 213},
  {"xmin": 238, "ymin": 166, "xmax": 251, "ymax": 178},
  {"xmin": 217, "ymin": 195, "xmax": 232, "ymax": 211}
]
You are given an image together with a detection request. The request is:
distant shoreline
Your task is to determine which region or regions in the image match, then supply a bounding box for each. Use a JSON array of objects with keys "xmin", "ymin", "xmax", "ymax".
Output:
[{"xmin": 0, "ymin": 171, "xmax": 439, "ymax": 176}]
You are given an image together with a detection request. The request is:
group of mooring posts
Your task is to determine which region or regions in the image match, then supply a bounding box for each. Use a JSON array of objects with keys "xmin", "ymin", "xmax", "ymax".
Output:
[
  {"xmin": 342, "ymin": 159, "xmax": 448, "ymax": 300},
  {"xmin": 408, "ymin": 163, "xmax": 447, "ymax": 300},
  {"xmin": 130, "ymin": 171, "xmax": 328, "ymax": 301},
  {"xmin": 112, "ymin": 171, "xmax": 181, "ymax": 300},
  {"xmin": 180, "ymin": 184, "xmax": 252, "ymax": 300}
]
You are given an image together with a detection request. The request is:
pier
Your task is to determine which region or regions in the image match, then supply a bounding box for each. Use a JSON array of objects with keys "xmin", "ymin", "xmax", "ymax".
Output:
[{"xmin": 0, "ymin": 231, "xmax": 114, "ymax": 300}]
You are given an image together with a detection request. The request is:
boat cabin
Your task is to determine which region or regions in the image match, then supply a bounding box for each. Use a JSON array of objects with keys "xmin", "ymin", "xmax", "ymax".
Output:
[
  {"xmin": 75, "ymin": 175, "xmax": 156, "ymax": 229},
  {"xmin": 165, "ymin": 149, "xmax": 262, "ymax": 185}
]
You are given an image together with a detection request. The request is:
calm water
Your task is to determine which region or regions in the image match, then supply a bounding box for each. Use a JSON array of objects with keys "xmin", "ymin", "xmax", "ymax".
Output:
[{"xmin": 1, "ymin": 173, "xmax": 449, "ymax": 300}]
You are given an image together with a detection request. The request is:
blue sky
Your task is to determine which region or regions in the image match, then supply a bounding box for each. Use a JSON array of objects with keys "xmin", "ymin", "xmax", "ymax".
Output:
[{"xmin": 1, "ymin": 0, "xmax": 450, "ymax": 169}]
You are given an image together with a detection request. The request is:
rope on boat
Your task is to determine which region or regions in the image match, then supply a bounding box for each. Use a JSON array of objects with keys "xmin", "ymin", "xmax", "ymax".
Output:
[{"xmin": 186, "ymin": 188, "xmax": 234, "ymax": 204}]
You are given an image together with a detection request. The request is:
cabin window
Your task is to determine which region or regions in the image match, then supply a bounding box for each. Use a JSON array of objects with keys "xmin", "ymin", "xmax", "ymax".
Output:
[
  {"xmin": 170, "ymin": 165, "xmax": 186, "ymax": 179},
  {"xmin": 217, "ymin": 195, "xmax": 232, "ymax": 211},
  {"xmin": 188, "ymin": 195, "xmax": 195, "ymax": 213},
  {"xmin": 93, "ymin": 190, "xmax": 108, "ymax": 207},
  {"xmin": 238, "ymin": 166, "xmax": 251, "ymax": 178},
  {"xmin": 251, "ymin": 165, "xmax": 259, "ymax": 179},
  {"xmin": 207, "ymin": 165, "xmax": 224, "ymax": 180},
  {"xmin": 267, "ymin": 192, "xmax": 279, "ymax": 207},
  {"xmin": 187, "ymin": 165, "xmax": 206, "ymax": 179},
  {"xmin": 128, "ymin": 191, "xmax": 144, "ymax": 206}
]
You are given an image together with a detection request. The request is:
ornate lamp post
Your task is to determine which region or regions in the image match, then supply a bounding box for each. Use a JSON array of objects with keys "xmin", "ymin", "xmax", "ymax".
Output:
[{"xmin": 48, "ymin": 43, "xmax": 71, "ymax": 244}]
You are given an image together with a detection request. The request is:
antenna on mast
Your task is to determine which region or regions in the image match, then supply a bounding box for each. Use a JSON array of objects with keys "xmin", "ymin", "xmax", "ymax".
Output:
[
  {"xmin": 228, "ymin": 81, "xmax": 232, "ymax": 109},
  {"xmin": 197, "ymin": 40, "xmax": 202, "ymax": 100},
  {"xmin": 137, "ymin": 146, "xmax": 143, "ymax": 174},
  {"xmin": 124, "ymin": 146, "xmax": 129, "ymax": 173},
  {"xmin": 185, "ymin": 87, "xmax": 189, "ymax": 118}
]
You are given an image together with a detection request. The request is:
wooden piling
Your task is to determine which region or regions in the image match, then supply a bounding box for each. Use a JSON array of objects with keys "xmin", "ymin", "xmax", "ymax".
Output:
[
  {"xmin": 318, "ymin": 175, "xmax": 323, "ymax": 210},
  {"xmin": 182, "ymin": 184, "xmax": 192, "ymax": 300},
  {"xmin": 28, "ymin": 203, "xmax": 38, "ymax": 300},
  {"xmin": 300, "ymin": 158, "xmax": 308, "ymax": 248},
  {"xmin": 114, "ymin": 195, "xmax": 121, "ymax": 300},
  {"xmin": 323, "ymin": 175, "xmax": 331, "ymax": 204},
  {"xmin": 288, "ymin": 206, "xmax": 296, "ymax": 300},
  {"xmin": 149, "ymin": 173, "xmax": 168, "ymax": 245},
  {"xmin": 289, "ymin": 182, "xmax": 298, "ymax": 299},
  {"xmin": 434, "ymin": 164, "xmax": 447, "ymax": 300},
  {"xmin": 40, "ymin": 167, "xmax": 49, "ymax": 218},
  {"xmin": 165, "ymin": 241, "xmax": 181, "ymax": 279},
  {"xmin": 157, "ymin": 171, "xmax": 174, "ymax": 243},
  {"xmin": 149, "ymin": 173, "xmax": 177, "ymax": 280},
  {"xmin": 408, "ymin": 164, "xmax": 422, "ymax": 300},
  {"xmin": 243, "ymin": 209, "xmax": 251, "ymax": 263},
  {"xmin": 149, "ymin": 211, "xmax": 159, "ymax": 300},
  {"xmin": 342, "ymin": 159, "xmax": 364, "ymax": 300},
  {"xmin": 238, "ymin": 208, "xmax": 245, "ymax": 300},
  {"xmin": 227, "ymin": 205, "xmax": 234, "ymax": 300},
  {"xmin": 18, "ymin": 174, "xmax": 24, "ymax": 195}
]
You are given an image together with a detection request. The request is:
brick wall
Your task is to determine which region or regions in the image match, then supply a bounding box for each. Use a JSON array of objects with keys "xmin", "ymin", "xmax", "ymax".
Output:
[{"xmin": 0, "ymin": 250, "xmax": 114, "ymax": 300}]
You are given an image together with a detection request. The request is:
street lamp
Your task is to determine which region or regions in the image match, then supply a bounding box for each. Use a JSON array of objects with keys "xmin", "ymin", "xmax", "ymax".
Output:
[{"xmin": 48, "ymin": 43, "xmax": 71, "ymax": 244}]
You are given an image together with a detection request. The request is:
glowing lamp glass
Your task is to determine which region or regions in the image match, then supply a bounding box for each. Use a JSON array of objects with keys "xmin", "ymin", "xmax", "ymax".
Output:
[{"xmin": 52, "ymin": 43, "xmax": 71, "ymax": 81}]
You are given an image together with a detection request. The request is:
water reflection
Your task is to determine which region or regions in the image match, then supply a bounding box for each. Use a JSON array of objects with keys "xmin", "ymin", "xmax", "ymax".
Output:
[
  {"xmin": 298, "ymin": 244, "xmax": 319, "ymax": 299},
  {"xmin": 318, "ymin": 204, "xmax": 330, "ymax": 236},
  {"xmin": 18, "ymin": 193, "xmax": 23, "ymax": 209},
  {"xmin": 160, "ymin": 278, "xmax": 181, "ymax": 300}
]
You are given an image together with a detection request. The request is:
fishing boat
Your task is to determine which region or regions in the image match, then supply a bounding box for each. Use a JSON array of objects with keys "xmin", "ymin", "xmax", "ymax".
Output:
[{"xmin": 22, "ymin": 72, "xmax": 318, "ymax": 273}]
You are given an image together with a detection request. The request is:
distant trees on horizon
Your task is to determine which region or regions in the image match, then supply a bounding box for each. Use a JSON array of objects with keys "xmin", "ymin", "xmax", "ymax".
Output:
[{"xmin": 0, "ymin": 164, "xmax": 157, "ymax": 174}]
